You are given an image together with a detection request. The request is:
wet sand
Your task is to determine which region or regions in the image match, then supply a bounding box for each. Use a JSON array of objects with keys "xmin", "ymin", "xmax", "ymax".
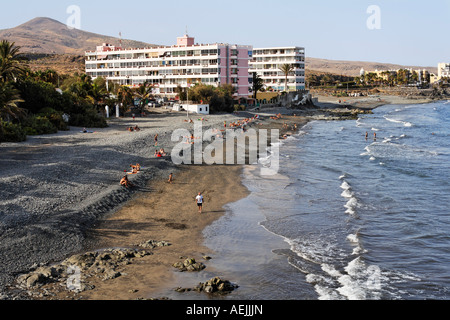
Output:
[{"xmin": 80, "ymin": 164, "xmax": 249, "ymax": 300}]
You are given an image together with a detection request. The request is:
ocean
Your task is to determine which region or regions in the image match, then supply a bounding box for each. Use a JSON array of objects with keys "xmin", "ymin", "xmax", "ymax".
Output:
[{"xmin": 203, "ymin": 100, "xmax": 450, "ymax": 300}]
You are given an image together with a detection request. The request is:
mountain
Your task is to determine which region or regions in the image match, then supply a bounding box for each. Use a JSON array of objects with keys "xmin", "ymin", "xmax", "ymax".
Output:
[
  {"xmin": 307, "ymin": 57, "xmax": 437, "ymax": 77},
  {"xmin": 0, "ymin": 17, "xmax": 156, "ymax": 55}
]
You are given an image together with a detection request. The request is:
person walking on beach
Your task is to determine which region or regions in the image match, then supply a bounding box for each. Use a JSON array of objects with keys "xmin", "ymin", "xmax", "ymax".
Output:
[
  {"xmin": 168, "ymin": 173, "xmax": 173, "ymax": 184},
  {"xmin": 154, "ymin": 134, "xmax": 158, "ymax": 146},
  {"xmin": 196, "ymin": 192, "xmax": 204, "ymax": 214}
]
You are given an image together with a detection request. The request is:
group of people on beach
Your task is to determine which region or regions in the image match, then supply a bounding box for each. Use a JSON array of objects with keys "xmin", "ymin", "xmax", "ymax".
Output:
[
  {"xmin": 270, "ymin": 114, "xmax": 283, "ymax": 120},
  {"xmin": 120, "ymin": 163, "xmax": 142, "ymax": 188},
  {"xmin": 154, "ymin": 148, "xmax": 167, "ymax": 157},
  {"xmin": 120, "ymin": 113, "xmax": 266, "ymax": 214},
  {"xmin": 127, "ymin": 125, "xmax": 141, "ymax": 132},
  {"xmin": 224, "ymin": 115, "xmax": 260, "ymax": 129}
]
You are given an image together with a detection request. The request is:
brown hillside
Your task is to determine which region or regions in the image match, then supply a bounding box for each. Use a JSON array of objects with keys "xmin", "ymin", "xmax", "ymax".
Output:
[
  {"xmin": 306, "ymin": 57, "xmax": 437, "ymax": 77},
  {"xmin": 0, "ymin": 17, "xmax": 156, "ymax": 55}
]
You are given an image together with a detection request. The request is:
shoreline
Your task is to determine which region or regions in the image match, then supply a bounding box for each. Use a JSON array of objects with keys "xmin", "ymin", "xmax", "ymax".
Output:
[{"xmin": 0, "ymin": 94, "xmax": 439, "ymax": 300}]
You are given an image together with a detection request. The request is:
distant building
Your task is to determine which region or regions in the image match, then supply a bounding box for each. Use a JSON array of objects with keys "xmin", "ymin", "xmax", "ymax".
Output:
[
  {"xmin": 430, "ymin": 73, "xmax": 440, "ymax": 84},
  {"xmin": 438, "ymin": 63, "xmax": 450, "ymax": 79},
  {"xmin": 249, "ymin": 47, "xmax": 306, "ymax": 92},
  {"xmin": 367, "ymin": 68, "xmax": 431, "ymax": 85},
  {"xmin": 173, "ymin": 104, "xmax": 209, "ymax": 115},
  {"xmin": 85, "ymin": 35, "xmax": 252, "ymax": 99},
  {"xmin": 360, "ymin": 68, "xmax": 366, "ymax": 77},
  {"xmin": 416, "ymin": 69, "xmax": 430, "ymax": 84}
]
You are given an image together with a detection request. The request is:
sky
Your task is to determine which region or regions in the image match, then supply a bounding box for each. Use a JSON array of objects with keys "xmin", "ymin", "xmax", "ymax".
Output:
[{"xmin": 0, "ymin": 0, "xmax": 448, "ymax": 67}]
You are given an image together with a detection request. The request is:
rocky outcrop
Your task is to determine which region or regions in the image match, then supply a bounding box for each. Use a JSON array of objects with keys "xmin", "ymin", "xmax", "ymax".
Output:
[
  {"xmin": 172, "ymin": 258, "xmax": 206, "ymax": 272},
  {"xmin": 11, "ymin": 240, "xmax": 172, "ymax": 299},
  {"xmin": 16, "ymin": 248, "xmax": 152, "ymax": 293},
  {"xmin": 137, "ymin": 240, "xmax": 171, "ymax": 249},
  {"xmin": 175, "ymin": 277, "xmax": 238, "ymax": 295}
]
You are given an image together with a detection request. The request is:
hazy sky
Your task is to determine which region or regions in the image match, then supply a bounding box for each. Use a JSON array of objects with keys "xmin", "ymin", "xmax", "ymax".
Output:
[{"xmin": 0, "ymin": 0, "xmax": 448, "ymax": 67}]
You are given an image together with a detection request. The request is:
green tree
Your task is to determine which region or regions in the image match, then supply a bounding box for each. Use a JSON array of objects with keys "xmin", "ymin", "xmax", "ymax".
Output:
[
  {"xmin": 251, "ymin": 72, "xmax": 264, "ymax": 99},
  {"xmin": 31, "ymin": 69, "xmax": 60, "ymax": 86},
  {"xmin": 279, "ymin": 64, "xmax": 294, "ymax": 92},
  {"xmin": 0, "ymin": 81, "xmax": 25, "ymax": 121},
  {"xmin": 132, "ymin": 82, "xmax": 154, "ymax": 114},
  {"xmin": 187, "ymin": 84, "xmax": 235, "ymax": 113},
  {"xmin": 175, "ymin": 85, "xmax": 187, "ymax": 101},
  {"xmin": 66, "ymin": 73, "xmax": 94, "ymax": 100},
  {"xmin": 0, "ymin": 40, "xmax": 27, "ymax": 83},
  {"xmin": 117, "ymin": 85, "xmax": 134, "ymax": 111},
  {"xmin": 90, "ymin": 77, "xmax": 109, "ymax": 106},
  {"xmin": 397, "ymin": 69, "xmax": 409, "ymax": 85},
  {"xmin": 188, "ymin": 84, "xmax": 216, "ymax": 104},
  {"xmin": 322, "ymin": 74, "xmax": 335, "ymax": 86}
]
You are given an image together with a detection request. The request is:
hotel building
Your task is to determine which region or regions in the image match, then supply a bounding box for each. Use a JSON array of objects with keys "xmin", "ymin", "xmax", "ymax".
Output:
[
  {"xmin": 438, "ymin": 63, "xmax": 450, "ymax": 79},
  {"xmin": 249, "ymin": 47, "xmax": 306, "ymax": 92},
  {"xmin": 85, "ymin": 35, "xmax": 253, "ymax": 99}
]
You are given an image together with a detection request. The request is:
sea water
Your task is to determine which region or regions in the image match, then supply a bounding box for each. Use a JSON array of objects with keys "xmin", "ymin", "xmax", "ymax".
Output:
[{"xmin": 203, "ymin": 101, "xmax": 450, "ymax": 300}]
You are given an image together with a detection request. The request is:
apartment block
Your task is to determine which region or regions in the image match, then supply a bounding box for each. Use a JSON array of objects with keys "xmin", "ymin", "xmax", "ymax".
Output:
[
  {"xmin": 249, "ymin": 47, "xmax": 306, "ymax": 92},
  {"xmin": 85, "ymin": 35, "xmax": 252, "ymax": 99},
  {"xmin": 438, "ymin": 63, "xmax": 450, "ymax": 79}
]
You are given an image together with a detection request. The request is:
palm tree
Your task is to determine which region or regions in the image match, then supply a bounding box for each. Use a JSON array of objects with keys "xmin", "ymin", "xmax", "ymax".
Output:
[
  {"xmin": 252, "ymin": 73, "xmax": 264, "ymax": 100},
  {"xmin": 0, "ymin": 40, "xmax": 27, "ymax": 83},
  {"xmin": 0, "ymin": 82, "xmax": 25, "ymax": 121},
  {"xmin": 90, "ymin": 80, "xmax": 109, "ymax": 106},
  {"xmin": 117, "ymin": 85, "xmax": 133, "ymax": 113},
  {"xmin": 279, "ymin": 64, "xmax": 294, "ymax": 92},
  {"xmin": 132, "ymin": 82, "xmax": 154, "ymax": 114}
]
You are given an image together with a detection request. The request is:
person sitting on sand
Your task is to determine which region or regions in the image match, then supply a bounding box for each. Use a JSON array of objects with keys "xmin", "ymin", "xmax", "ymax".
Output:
[
  {"xmin": 159, "ymin": 148, "xmax": 167, "ymax": 156},
  {"xmin": 155, "ymin": 150, "xmax": 162, "ymax": 158},
  {"xmin": 130, "ymin": 163, "xmax": 141, "ymax": 173},
  {"xmin": 129, "ymin": 165, "xmax": 139, "ymax": 174},
  {"xmin": 120, "ymin": 175, "xmax": 134, "ymax": 188},
  {"xmin": 134, "ymin": 125, "xmax": 141, "ymax": 132}
]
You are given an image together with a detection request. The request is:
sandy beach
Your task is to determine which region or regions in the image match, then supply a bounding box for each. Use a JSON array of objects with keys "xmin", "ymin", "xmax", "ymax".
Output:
[
  {"xmin": 0, "ymin": 110, "xmax": 255, "ymax": 299},
  {"xmin": 0, "ymin": 94, "xmax": 436, "ymax": 300}
]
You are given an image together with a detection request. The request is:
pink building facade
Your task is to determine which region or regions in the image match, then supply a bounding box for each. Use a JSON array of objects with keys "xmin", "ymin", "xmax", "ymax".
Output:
[{"xmin": 85, "ymin": 35, "xmax": 252, "ymax": 100}]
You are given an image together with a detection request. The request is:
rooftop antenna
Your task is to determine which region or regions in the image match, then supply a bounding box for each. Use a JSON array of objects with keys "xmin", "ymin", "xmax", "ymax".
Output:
[{"xmin": 186, "ymin": 26, "xmax": 189, "ymax": 36}]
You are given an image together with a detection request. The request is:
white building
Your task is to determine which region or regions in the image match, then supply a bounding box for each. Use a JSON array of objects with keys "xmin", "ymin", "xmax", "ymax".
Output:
[
  {"xmin": 438, "ymin": 63, "xmax": 450, "ymax": 79},
  {"xmin": 173, "ymin": 104, "xmax": 210, "ymax": 115},
  {"xmin": 85, "ymin": 35, "xmax": 253, "ymax": 99},
  {"xmin": 249, "ymin": 47, "xmax": 306, "ymax": 92}
]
